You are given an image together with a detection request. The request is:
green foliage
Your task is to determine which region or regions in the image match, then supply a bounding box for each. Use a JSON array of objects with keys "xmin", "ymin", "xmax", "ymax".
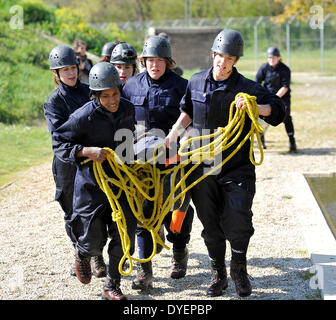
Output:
[
  {"xmin": 21, "ymin": 0, "xmax": 56, "ymax": 24},
  {"xmin": 52, "ymin": 7, "xmax": 125, "ymax": 55},
  {"xmin": 0, "ymin": 18, "xmax": 55, "ymax": 124}
]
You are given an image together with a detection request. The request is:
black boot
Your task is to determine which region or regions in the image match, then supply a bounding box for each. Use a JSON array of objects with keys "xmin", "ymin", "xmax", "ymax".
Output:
[
  {"xmin": 289, "ymin": 136, "xmax": 297, "ymax": 152},
  {"xmin": 102, "ymin": 277, "xmax": 127, "ymax": 300},
  {"xmin": 230, "ymin": 260, "xmax": 253, "ymax": 297},
  {"xmin": 91, "ymin": 254, "xmax": 107, "ymax": 278},
  {"xmin": 132, "ymin": 261, "xmax": 153, "ymax": 290},
  {"xmin": 170, "ymin": 247, "xmax": 188, "ymax": 279},
  {"xmin": 206, "ymin": 260, "xmax": 228, "ymax": 297},
  {"xmin": 74, "ymin": 250, "xmax": 92, "ymax": 284}
]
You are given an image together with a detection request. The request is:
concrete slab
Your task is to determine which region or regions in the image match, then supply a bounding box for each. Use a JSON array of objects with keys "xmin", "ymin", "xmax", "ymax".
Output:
[{"xmin": 291, "ymin": 172, "xmax": 336, "ymax": 300}]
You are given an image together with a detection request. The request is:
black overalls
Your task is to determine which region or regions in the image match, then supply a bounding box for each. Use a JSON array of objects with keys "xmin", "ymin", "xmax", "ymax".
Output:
[
  {"xmin": 122, "ymin": 70, "xmax": 195, "ymax": 258},
  {"xmin": 180, "ymin": 67, "xmax": 286, "ymax": 264},
  {"xmin": 53, "ymin": 98, "xmax": 137, "ymax": 279},
  {"xmin": 43, "ymin": 81, "xmax": 90, "ymax": 244},
  {"xmin": 255, "ymin": 61, "xmax": 294, "ymax": 137}
]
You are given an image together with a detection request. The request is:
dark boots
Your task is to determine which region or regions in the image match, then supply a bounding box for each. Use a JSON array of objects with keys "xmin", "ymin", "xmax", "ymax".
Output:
[
  {"xmin": 132, "ymin": 261, "xmax": 153, "ymax": 290},
  {"xmin": 102, "ymin": 277, "xmax": 127, "ymax": 300},
  {"xmin": 170, "ymin": 247, "xmax": 189, "ymax": 279},
  {"xmin": 206, "ymin": 260, "xmax": 228, "ymax": 297},
  {"xmin": 91, "ymin": 254, "xmax": 107, "ymax": 278},
  {"xmin": 230, "ymin": 260, "xmax": 252, "ymax": 297},
  {"xmin": 289, "ymin": 136, "xmax": 297, "ymax": 152},
  {"xmin": 74, "ymin": 250, "xmax": 92, "ymax": 284}
]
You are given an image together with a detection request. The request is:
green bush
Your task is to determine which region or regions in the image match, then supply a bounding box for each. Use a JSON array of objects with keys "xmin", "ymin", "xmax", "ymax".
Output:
[
  {"xmin": 0, "ymin": 18, "xmax": 55, "ymax": 124},
  {"xmin": 22, "ymin": 1, "xmax": 55, "ymax": 25},
  {"xmin": 53, "ymin": 7, "xmax": 125, "ymax": 56}
]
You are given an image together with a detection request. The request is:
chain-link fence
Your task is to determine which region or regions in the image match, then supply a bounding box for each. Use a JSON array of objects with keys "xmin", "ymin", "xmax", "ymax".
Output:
[{"xmin": 94, "ymin": 14, "xmax": 336, "ymax": 73}]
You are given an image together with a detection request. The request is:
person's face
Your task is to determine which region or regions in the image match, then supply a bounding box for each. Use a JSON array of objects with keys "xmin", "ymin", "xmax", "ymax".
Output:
[
  {"xmin": 212, "ymin": 52, "xmax": 237, "ymax": 81},
  {"xmin": 78, "ymin": 45, "xmax": 87, "ymax": 56},
  {"xmin": 267, "ymin": 55, "xmax": 281, "ymax": 67},
  {"xmin": 54, "ymin": 65, "xmax": 78, "ymax": 86},
  {"xmin": 114, "ymin": 64, "xmax": 134, "ymax": 84},
  {"xmin": 146, "ymin": 57, "xmax": 166, "ymax": 80},
  {"xmin": 99, "ymin": 87, "xmax": 120, "ymax": 113}
]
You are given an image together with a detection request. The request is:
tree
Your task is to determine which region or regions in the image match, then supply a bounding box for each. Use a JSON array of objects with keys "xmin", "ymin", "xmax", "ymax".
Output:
[{"xmin": 273, "ymin": 0, "xmax": 335, "ymax": 23}]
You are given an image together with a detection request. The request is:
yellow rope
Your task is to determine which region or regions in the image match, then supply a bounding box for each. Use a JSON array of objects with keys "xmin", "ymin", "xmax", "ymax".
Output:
[{"xmin": 88, "ymin": 93, "xmax": 264, "ymax": 276}]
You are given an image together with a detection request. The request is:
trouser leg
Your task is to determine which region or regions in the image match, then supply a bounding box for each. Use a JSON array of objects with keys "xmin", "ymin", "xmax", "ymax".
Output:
[
  {"xmin": 71, "ymin": 209, "xmax": 109, "ymax": 258},
  {"xmin": 52, "ymin": 156, "xmax": 77, "ymax": 245},
  {"xmin": 190, "ymin": 171, "xmax": 255, "ymax": 262},
  {"xmin": 107, "ymin": 194, "xmax": 137, "ymax": 279}
]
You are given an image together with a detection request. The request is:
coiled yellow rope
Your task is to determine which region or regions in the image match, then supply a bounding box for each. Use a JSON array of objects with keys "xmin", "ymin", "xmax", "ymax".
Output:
[{"xmin": 89, "ymin": 93, "xmax": 264, "ymax": 276}]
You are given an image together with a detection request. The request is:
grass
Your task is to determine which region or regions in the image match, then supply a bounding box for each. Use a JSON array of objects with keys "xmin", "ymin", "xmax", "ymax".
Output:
[
  {"xmin": 0, "ymin": 21, "xmax": 55, "ymax": 124},
  {"xmin": 0, "ymin": 123, "xmax": 52, "ymax": 187},
  {"xmin": 238, "ymin": 47, "xmax": 336, "ymax": 75}
]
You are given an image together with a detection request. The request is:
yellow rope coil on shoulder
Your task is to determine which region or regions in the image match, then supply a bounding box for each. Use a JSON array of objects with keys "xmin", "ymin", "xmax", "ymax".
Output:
[{"xmin": 89, "ymin": 93, "xmax": 264, "ymax": 276}]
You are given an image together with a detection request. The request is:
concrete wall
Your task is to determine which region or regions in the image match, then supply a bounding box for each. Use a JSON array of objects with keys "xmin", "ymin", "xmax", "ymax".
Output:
[{"xmin": 147, "ymin": 26, "xmax": 223, "ymax": 71}]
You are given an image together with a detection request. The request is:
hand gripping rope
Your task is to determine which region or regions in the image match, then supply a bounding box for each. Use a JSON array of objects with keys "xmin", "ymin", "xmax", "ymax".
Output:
[{"xmin": 88, "ymin": 93, "xmax": 264, "ymax": 276}]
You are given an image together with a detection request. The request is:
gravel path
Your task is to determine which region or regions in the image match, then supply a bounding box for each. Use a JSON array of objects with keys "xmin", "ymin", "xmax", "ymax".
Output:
[{"xmin": 1, "ymin": 75, "xmax": 335, "ymax": 301}]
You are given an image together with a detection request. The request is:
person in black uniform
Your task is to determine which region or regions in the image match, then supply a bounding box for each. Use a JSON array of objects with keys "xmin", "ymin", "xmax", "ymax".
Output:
[
  {"xmin": 255, "ymin": 46, "xmax": 296, "ymax": 152},
  {"xmin": 44, "ymin": 45, "xmax": 106, "ymax": 278},
  {"xmin": 166, "ymin": 29, "xmax": 287, "ymax": 297},
  {"xmin": 53, "ymin": 62, "xmax": 137, "ymax": 300},
  {"xmin": 122, "ymin": 36, "xmax": 194, "ymax": 290}
]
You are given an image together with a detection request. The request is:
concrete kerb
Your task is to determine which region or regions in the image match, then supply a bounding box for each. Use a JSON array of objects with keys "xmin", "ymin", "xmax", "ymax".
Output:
[{"xmin": 290, "ymin": 172, "xmax": 336, "ymax": 300}]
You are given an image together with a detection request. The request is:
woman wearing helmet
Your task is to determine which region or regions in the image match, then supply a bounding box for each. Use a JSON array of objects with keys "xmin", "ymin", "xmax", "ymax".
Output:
[
  {"xmin": 44, "ymin": 45, "xmax": 107, "ymax": 278},
  {"xmin": 167, "ymin": 29, "xmax": 287, "ymax": 298},
  {"xmin": 53, "ymin": 62, "xmax": 136, "ymax": 300},
  {"xmin": 99, "ymin": 40, "xmax": 123, "ymax": 62},
  {"xmin": 110, "ymin": 42, "xmax": 138, "ymax": 85},
  {"xmin": 122, "ymin": 35, "xmax": 195, "ymax": 291}
]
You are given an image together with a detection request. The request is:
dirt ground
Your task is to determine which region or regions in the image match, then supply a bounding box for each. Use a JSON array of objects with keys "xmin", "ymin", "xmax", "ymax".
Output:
[{"xmin": 0, "ymin": 74, "xmax": 335, "ymax": 301}]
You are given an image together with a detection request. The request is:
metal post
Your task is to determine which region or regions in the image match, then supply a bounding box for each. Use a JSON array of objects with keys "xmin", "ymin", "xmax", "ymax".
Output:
[
  {"xmin": 286, "ymin": 15, "xmax": 296, "ymax": 68},
  {"xmin": 286, "ymin": 22, "xmax": 290, "ymax": 67},
  {"xmin": 254, "ymin": 17, "xmax": 263, "ymax": 71},
  {"xmin": 320, "ymin": 21, "xmax": 324, "ymax": 72},
  {"xmin": 320, "ymin": 14, "xmax": 331, "ymax": 72},
  {"xmin": 184, "ymin": 0, "xmax": 192, "ymax": 26}
]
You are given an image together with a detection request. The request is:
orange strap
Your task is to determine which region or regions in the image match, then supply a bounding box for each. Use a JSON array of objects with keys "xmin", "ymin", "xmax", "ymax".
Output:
[{"xmin": 170, "ymin": 209, "xmax": 187, "ymax": 234}]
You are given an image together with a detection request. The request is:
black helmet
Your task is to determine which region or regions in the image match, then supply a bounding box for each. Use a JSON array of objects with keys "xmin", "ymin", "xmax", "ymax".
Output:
[
  {"xmin": 267, "ymin": 46, "xmax": 280, "ymax": 57},
  {"xmin": 142, "ymin": 36, "xmax": 171, "ymax": 59},
  {"xmin": 101, "ymin": 42, "xmax": 118, "ymax": 57},
  {"xmin": 110, "ymin": 43, "xmax": 137, "ymax": 65},
  {"xmin": 89, "ymin": 62, "xmax": 121, "ymax": 91},
  {"xmin": 49, "ymin": 45, "xmax": 78, "ymax": 70},
  {"xmin": 211, "ymin": 29, "xmax": 244, "ymax": 57}
]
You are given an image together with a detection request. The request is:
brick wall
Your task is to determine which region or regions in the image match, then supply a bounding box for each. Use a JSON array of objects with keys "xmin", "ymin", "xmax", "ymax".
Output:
[{"xmin": 147, "ymin": 26, "xmax": 223, "ymax": 71}]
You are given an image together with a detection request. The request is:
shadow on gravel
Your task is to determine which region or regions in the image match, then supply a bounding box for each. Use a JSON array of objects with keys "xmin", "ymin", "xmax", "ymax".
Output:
[
  {"xmin": 128, "ymin": 256, "xmax": 316, "ymax": 300},
  {"xmin": 277, "ymin": 148, "xmax": 336, "ymax": 156}
]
